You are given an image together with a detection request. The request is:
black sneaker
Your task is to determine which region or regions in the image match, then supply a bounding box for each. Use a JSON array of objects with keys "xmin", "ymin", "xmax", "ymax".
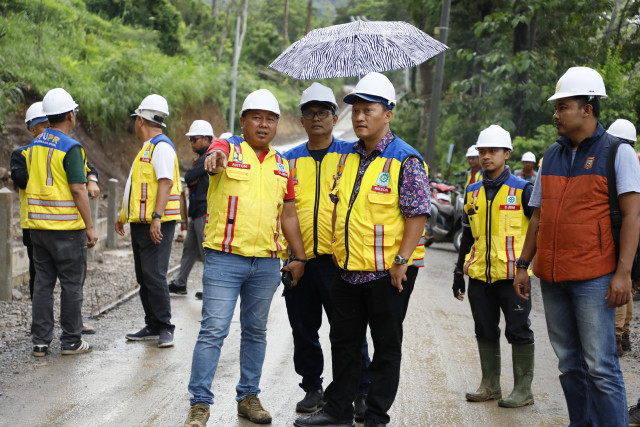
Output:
[
  {"xmin": 33, "ymin": 344, "xmax": 49, "ymax": 357},
  {"xmin": 158, "ymin": 329, "xmax": 174, "ymax": 348},
  {"xmin": 354, "ymin": 394, "xmax": 367, "ymax": 422},
  {"xmin": 630, "ymin": 403, "xmax": 640, "ymax": 427},
  {"xmin": 126, "ymin": 327, "xmax": 159, "ymax": 341},
  {"xmin": 296, "ymin": 389, "xmax": 325, "ymax": 413},
  {"xmin": 195, "ymin": 291, "xmax": 203, "ymax": 300},
  {"xmin": 168, "ymin": 282, "xmax": 187, "ymax": 295},
  {"xmin": 61, "ymin": 339, "xmax": 93, "ymax": 355}
]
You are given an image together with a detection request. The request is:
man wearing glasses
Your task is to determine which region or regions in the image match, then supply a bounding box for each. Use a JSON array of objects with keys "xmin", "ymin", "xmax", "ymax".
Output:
[
  {"xmin": 283, "ymin": 83, "xmax": 371, "ymax": 418},
  {"xmin": 168, "ymin": 120, "xmax": 215, "ymax": 296}
]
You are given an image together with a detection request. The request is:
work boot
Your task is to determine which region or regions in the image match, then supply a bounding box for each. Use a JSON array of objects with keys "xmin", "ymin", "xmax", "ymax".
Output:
[
  {"xmin": 296, "ymin": 389, "xmax": 325, "ymax": 413},
  {"xmin": 238, "ymin": 395, "xmax": 272, "ymax": 424},
  {"xmin": 498, "ymin": 343, "xmax": 534, "ymax": 408},
  {"xmin": 466, "ymin": 339, "xmax": 502, "ymax": 402},
  {"xmin": 629, "ymin": 403, "xmax": 640, "ymax": 427},
  {"xmin": 622, "ymin": 333, "xmax": 631, "ymax": 352},
  {"xmin": 617, "ymin": 337, "xmax": 624, "ymax": 357},
  {"xmin": 185, "ymin": 402, "xmax": 210, "ymax": 427}
]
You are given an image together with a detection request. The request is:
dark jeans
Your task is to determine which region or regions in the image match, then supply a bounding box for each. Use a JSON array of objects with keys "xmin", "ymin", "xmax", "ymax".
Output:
[
  {"xmin": 130, "ymin": 222, "xmax": 175, "ymax": 332},
  {"xmin": 324, "ymin": 267, "xmax": 418, "ymax": 425},
  {"xmin": 30, "ymin": 229, "xmax": 87, "ymax": 347},
  {"xmin": 284, "ymin": 255, "xmax": 371, "ymax": 394},
  {"xmin": 468, "ymin": 278, "xmax": 534, "ymax": 345},
  {"xmin": 22, "ymin": 228, "xmax": 35, "ymax": 299},
  {"xmin": 173, "ymin": 216, "xmax": 206, "ymax": 288}
]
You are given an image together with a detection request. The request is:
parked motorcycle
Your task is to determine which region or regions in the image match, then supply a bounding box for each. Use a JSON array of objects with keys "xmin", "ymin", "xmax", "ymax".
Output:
[{"xmin": 425, "ymin": 178, "xmax": 464, "ymax": 251}]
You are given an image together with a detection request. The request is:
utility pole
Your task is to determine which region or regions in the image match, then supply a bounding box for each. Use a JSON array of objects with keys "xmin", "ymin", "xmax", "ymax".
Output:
[{"xmin": 425, "ymin": 0, "xmax": 451, "ymax": 169}]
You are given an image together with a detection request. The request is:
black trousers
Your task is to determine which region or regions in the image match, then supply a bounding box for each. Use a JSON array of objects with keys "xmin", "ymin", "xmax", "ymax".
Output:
[
  {"xmin": 30, "ymin": 229, "xmax": 87, "ymax": 346},
  {"xmin": 130, "ymin": 222, "xmax": 175, "ymax": 332},
  {"xmin": 22, "ymin": 228, "xmax": 35, "ymax": 299},
  {"xmin": 284, "ymin": 255, "xmax": 371, "ymax": 394},
  {"xmin": 468, "ymin": 277, "xmax": 534, "ymax": 345},
  {"xmin": 324, "ymin": 267, "xmax": 418, "ymax": 425}
]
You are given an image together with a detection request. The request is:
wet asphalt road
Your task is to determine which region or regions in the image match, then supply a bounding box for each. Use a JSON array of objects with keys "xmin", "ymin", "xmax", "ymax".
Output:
[{"xmin": 1, "ymin": 241, "xmax": 639, "ymax": 426}]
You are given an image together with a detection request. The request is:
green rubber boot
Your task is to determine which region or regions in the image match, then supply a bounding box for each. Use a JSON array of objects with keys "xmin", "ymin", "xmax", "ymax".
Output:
[
  {"xmin": 466, "ymin": 340, "xmax": 502, "ymax": 402},
  {"xmin": 498, "ymin": 343, "xmax": 535, "ymax": 408}
]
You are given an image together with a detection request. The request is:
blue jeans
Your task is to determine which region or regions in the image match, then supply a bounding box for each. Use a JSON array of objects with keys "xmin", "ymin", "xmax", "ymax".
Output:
[
  {"xmin": 188, "ymin": 249, "xmax": 281, "ymax": 406},
  {"xmin": 540, "ymin": 273, "xmax": 628, "ymax": 427}
]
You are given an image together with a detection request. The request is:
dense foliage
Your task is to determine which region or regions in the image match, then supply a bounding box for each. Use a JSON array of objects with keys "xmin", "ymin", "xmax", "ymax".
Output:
[{"xmin": 0, "ymin": 0, "xmax": 638, "ymax": 176}]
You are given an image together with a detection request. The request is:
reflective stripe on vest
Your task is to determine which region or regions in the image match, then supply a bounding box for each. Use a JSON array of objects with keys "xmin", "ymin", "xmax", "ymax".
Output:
[
  {"xmin": 25, "ymin": 129, "xmax": 86, "ymax": 230},
  {"xmin": 204, "ymin": 136, "xmax": 289, "ymax": 258}
]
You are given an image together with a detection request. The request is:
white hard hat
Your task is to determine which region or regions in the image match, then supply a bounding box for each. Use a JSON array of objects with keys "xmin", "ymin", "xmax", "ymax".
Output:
[
  {"xmin": 465, "ymin": 146, "xmax": 479, "ymax": 157},
  {"xmin": 240, "ymin": 89, "xmax": 280, "ymax": 117},
  {"xmin": 475, "ymin": 125, "xmax": 513, "ymax": 150},
  {"xmin": 522, "ymin": 152, "xmax": 536, "ymax": 163},
  {"xmin": 42, "ymin": 88, "xmax": 78, "ymax": 116},
  {"xmin": 299, "ymin": 82, "xmax": 338, "ymax": 112},
  {"xmin": 219, "ymin": 132, "xmax": 232, "ymax": 139},
  {"xmin": 607, "ymin": 119, "xmax": 637, "ymax": 142},
  {"xmin": 132, "ymin": 94, "xmax": 170, "ymax": 127},
  {"xmin": 548, "ymin": 67, "xmax": 607, "ymax": 101},
  {"xmin": 185, "ymin": 120, "xmax": 214, "ymax": 137},
  {"xmin": 343, "ymin": 72, "xmax": 396, "ymax": 109},
  {"xmin": 25, "ymin": 101, "xmax": 48, "ymax": 128}
]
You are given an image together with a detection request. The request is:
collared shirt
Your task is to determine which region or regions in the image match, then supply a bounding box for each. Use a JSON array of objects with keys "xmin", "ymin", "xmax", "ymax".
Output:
[{"xmin": 340, "ymin": 130, "xmax": 430, "ymax": 284}]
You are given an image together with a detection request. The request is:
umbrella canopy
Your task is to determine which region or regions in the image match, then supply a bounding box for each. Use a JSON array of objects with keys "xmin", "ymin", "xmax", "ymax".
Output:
[{"xmin": 270, "ymin": 20, "xmax": 448, "ymax": 80}]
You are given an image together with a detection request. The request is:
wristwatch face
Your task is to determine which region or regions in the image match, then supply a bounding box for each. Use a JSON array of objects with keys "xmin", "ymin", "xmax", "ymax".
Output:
[{"xmin": 394, "ymin": 254, "xmax": 408, "ymax": 265}]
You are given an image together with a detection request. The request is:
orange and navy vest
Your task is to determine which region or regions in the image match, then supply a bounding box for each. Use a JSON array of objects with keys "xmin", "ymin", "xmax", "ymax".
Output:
[
  {"xmin": 463, "ymin": 175, "xmax": 531, "ymax": 283},
  {"xmin": 332, "ymin": 136, "xmax": 427, "ymax": 272},
  {"xmin": 203, "ymin": 135, "xmax": 290, "ymax": 258},
  {"xmin": 283, "ymin": 139, "xmax": 353, "ymax": 260},
  {"xmin": 119, "ymin": 134, "xmax": 182, "ymax": 224},
  {"xmin": 534, "ymin": 123, "xmax": 617, "ymax": 282},
  {"xmin": 25, "ymin": 129, "xmax": 87, "ymax": 230}
]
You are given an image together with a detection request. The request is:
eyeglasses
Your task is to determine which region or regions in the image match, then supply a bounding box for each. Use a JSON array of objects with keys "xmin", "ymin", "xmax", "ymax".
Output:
[
  {"xmin": 302, "ymin": 110, "xmax": 332, "ymax": 120},
  {"xmin": 188, "ymin": 136, "xmax": 202, "ymax": 143},
  {"xmin": 73, "ymin": 107, "xmax": 79, "ymax": 116}
]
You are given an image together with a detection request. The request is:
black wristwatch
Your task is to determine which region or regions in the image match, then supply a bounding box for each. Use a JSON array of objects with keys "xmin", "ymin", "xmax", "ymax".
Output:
[
  {"xmin": 394, "ymin": 254, "xmax": 409, "ymax": 265},
  {"xmin": 151, "ymin": 211, "xmax": 162, "ymax": 220},
  {"xmin": 290, "ymin": 255, "xmax": 308, "ymax": 263},
  {"xmin": 515, "ymin": 257, "xmax": 530, "ymax": 269}
]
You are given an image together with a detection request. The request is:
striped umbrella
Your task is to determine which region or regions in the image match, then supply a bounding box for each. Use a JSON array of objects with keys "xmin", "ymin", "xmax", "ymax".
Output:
[{"xmin": 270, "ymin": 20, "xmax": 448, "ymax": 80}]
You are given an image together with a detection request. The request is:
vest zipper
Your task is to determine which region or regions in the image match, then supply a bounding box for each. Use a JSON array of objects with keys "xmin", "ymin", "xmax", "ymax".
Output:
[
  {"xmin": 313, "ymin": 160, "xmax": 321, "ymax": 257},
  {"xmin": 485, "ymin": 196, "xmax": 492, "ymax": 284}
]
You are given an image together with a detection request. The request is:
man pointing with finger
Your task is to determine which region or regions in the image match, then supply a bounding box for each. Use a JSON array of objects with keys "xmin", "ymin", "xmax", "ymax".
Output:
[
  {"xmin": 185, "ymin": 89, "xmax": 306, "ymax": 426},
  {"xmin": 513, "ymin": 67, "xmax": 640, "ymax": 426}
]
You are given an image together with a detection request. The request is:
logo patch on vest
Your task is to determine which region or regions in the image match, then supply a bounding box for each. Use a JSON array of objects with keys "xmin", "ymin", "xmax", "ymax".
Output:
[
  {"xmin": 584, "ymin": 157, "xmax": 595, "ymax": 169},
  {"xmin": 274, "ymin": 162, "xmax": 288, "ymax": 178},
  {"xmin": 140, "ymin": 150, "xmax": 151, "ymax": 163},
  {"xmin": 375, "ymin": 172, "xmax": 391, "ymax": 187},
  {"xmin": 500, "ymin": 205, "xmax": 520, "ymax": 210},
  {"xmin": 371, "ymin": 185, "xmax": 391, "ymax": 193},
  {"xmin": 229, "ymin": 161, "xmax": 250, "ymax": 169},
  {"xmin": 506, "ymin": 195, "xmax": 517, "ymax": 205}
]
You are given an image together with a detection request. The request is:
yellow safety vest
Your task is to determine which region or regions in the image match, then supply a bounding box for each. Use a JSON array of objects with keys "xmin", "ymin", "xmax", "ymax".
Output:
[
  {"xmin": 25, "ymin": 129, "xmax": 87, "ymax": 230},
  {"xmin": 332, "ymin": 136, "xmax": 427, "ymax": 271},
  {"xmin": 284, "ymin": 139, "xmax": 353, "ymax": 260},
  {"xmin": 203, "ymin": 136, "xmax": 290, "ymax": 258},
  {"xmin": 120, "ymin": 134, "xmax": 182, "ymax": 223},
  {"xmin": 463, "ymin": 175, "xmax": 531, "ymax": 283}
]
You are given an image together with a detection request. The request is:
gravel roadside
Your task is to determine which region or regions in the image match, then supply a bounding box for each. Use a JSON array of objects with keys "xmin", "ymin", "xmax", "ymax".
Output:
[{"xmin": 0, "ymin": 229, "xmax": 186, "ymax": 364}]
